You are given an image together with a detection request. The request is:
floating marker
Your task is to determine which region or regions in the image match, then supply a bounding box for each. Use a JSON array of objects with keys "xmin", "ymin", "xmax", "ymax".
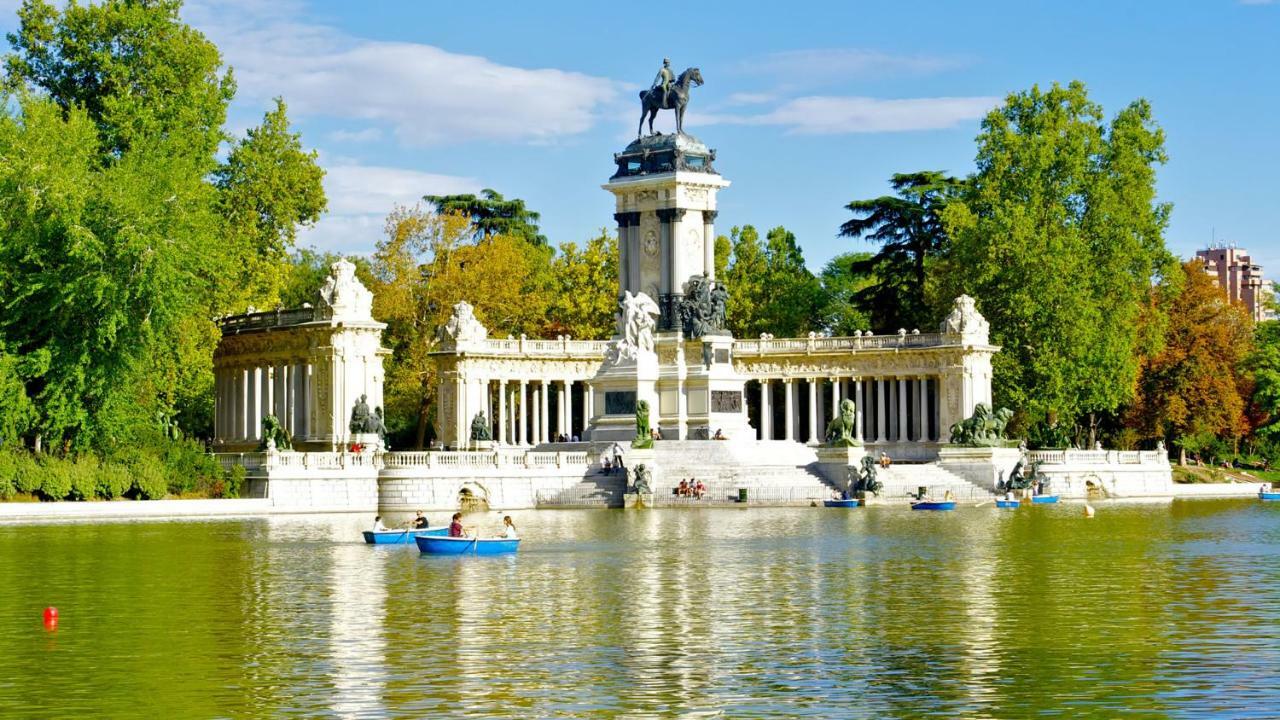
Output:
[{"xmin": 43, "ymin": 606, "xmax": 58, "ymax": 629}]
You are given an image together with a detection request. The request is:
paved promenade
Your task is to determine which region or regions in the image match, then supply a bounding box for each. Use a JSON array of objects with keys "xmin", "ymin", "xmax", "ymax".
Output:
[{"xmin": 0, "ymin": 498, "xmax": 364, "ymax": 523}]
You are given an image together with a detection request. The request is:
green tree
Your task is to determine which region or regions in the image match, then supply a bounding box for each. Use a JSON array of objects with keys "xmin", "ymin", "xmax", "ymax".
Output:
[
  {"xmin": 839, "ymin": 171, "xmax": 964, "ymax": 333},
  {"xmin": 0, "ymin": 345, "xmax": 37, "ymax": 448},
  {"xmin": 720, "ymin": 225, "xmax": 822, "ymax": 338},
  {"xmin": 548, "ymin": 231, "xmax": 618, "ymax": 340},
  {"xmin": 214, "ymin": 98, "xmax": 327, "ymax": 306},
  {"xmin": 818, "ymin": 252, "xmax": 874, "ymax": 336},
  {"xmin": 4, "ymin": 0, "xmax": 235, "ymax": 163},
  {"xmin": 1247, "ymin": 320, "xmax": 1280, "ymax": 442},
  {"xmin": 939, "ymin": 81, "xmax": 1177, "ymax": 442},
  {"xmin": 422, "ymin": 188, "xmax": 548, "ymax": 246},
  {"xmin": 720, "ymin": 226, "xmax": 769, "ymax": 337}
]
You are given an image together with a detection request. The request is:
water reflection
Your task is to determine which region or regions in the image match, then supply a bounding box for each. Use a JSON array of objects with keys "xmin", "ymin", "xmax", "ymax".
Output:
[{"xmin": 3, "ymin": 502, "xmax": 1280, "ymax": 717}]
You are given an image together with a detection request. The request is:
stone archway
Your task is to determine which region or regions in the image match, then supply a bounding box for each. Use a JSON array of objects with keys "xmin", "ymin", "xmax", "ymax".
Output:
[{"xmin": 458, "ymin": 481, "xmax": 491, "ymax": 513}]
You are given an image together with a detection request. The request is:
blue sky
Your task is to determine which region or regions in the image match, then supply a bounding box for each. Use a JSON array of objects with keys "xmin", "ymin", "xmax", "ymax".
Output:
[{"xmin": 4, "ymin": 0, "xmax": 1278, "ymax": 275}]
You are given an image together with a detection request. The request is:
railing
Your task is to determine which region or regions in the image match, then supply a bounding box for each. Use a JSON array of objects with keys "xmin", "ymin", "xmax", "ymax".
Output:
[
  {"xmin": 380, "ymin": 449, "xmax": 595, "ymax": 470},
  {"xmin": 218, "ymin": 307, "xmax": 316, "ymax": 333},
  {"xmin": 1027, "ymin": 449, "xmax": 1167, "ymax": 466},
  {"xmin": 733, "ymin": 332, "xmax": 949, "ymax": 356},
  {"xmin": 436, "ymin": 335, "xmax": 611, "ymax": 358}
]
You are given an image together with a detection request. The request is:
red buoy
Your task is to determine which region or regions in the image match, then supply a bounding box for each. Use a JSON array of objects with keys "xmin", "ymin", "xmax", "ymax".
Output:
[{"xmin": 43, "ymin": 606, "xmax": 58, "ymax": 629}]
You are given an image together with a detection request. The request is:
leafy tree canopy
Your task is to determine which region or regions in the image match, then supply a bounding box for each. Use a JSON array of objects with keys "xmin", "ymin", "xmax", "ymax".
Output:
[{"xmin": 422, "ymin": 188, "xmax": 548, "ymax": 247}]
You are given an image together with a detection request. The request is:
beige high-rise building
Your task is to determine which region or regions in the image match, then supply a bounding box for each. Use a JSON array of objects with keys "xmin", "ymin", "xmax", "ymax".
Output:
[{"xmin": 1197, "ymin": 245, "xmax": 1269, "ymax": 322}]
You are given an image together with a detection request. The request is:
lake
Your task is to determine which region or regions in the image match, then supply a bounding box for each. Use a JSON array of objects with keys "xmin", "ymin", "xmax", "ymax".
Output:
[{"xmin": 2, "ymin": 500, "xmax": 1278, "ymax": 718}]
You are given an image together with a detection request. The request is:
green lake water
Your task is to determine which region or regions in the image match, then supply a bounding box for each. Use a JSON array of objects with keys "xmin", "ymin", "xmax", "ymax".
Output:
[{"xmin": 2, "ymin": 500, "xmax": 1279, "ymax": 718}]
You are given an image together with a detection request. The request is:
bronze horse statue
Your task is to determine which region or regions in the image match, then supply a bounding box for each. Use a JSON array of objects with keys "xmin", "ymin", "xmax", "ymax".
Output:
[{"xmin": 638, "ymin": 67, "xmax": 703, "ymax": 137}]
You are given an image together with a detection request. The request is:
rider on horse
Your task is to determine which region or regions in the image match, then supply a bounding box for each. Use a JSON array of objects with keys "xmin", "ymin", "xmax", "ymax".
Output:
[{"xmin": 651, "ymin": 58, "xmax": 674, "ymax": 106}]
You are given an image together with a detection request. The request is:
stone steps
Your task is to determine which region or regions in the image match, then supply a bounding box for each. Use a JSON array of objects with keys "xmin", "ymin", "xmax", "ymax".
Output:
[
  {"xmin": 534, "ymin": 470, "xmax": 625, "ymax": 507},
  {"xmin": 872, "ymin": 463, "xmax": 997, "ymax": 501}
]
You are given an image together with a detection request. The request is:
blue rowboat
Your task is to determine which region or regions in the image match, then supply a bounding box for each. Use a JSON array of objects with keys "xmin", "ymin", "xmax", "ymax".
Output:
[
  {"xmin": 415, "ymin": 534, "xmax": 520, "ymax": 556},
  {"xmin": 362, "ymin": 527, "xmax": 448, "ymax": 545},
  {"xmin": 911, "ymin": 500, "xmax": 956, "ymax": 511},
  {"xmin": 1260, "ymin": 491, "xmax": 1280, "ymax": 501},
  {"xmin": 1031, "ymin": 495, "xmax": 1060, "ymax": 504},
  {"xmin": 823, "ymin": 499, "xmax": 860, "ymax": 508},
  {"xmin": 995, "ymin": 499, "xmax": 1020, "ymax": 509}
]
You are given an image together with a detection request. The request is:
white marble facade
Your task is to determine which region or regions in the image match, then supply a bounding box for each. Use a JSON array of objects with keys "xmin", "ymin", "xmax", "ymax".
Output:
[{"xmin": 213, "ymin": 260, "xmax": 391, "ymax": 452}]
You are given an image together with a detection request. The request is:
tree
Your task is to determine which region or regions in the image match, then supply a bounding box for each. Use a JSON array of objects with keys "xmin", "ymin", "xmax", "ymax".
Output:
[
  {"xmin": 1247, "ymin": 320, "xmax": 1280, "ymax": 442},
  {"xmin": 818, "ymin": 252, "xmax": 875, "ymax": 336},
  {"xmin": 719, "ymin": 225, "xmax": 823, "ymax": 338},
  {"xmin": 939, "ymin": 81, "xmax": 1177, "ymax": 442},
  {"xmin": 4, "ymin": 0, "xmax": 234, "ymax": 163},
  {"xmin": 839, "ymin": 171, "xmax": 964, "ymax": 333},
  {"xmin": 214, "ymin": 98, "xmax": 327, "ymax": 306},
  {"xmin": 1126, "ymin": 262, "xmax": 1253, "ymax": 452},
  {"xmin": 422, "ymin": 188, "xmax": 548, "ymax": 246},
  {"xmin": 548, "ymin": 231, "xmax": 618, "ymax": 339},
  {"xmin": 0, "ymin": 344, "xmax": 37, "ymax": 448},
  {"xmin": 370, "ymin": 206, "xmax": 555, "ymax": 447}
]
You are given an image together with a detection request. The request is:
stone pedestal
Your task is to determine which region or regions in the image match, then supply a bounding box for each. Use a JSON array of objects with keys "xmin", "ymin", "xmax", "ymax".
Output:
[
  {"xmin": 587, "ymin": 353, "xmax": 659, "ymax": 443},
  {"xmin": 937, "ymin": 446, "xmax": 1022, "ymax": 490},
  {"xmin": 623, "ymin": 492, "xmax": 655, "ymax": 509},
  {"xmin": 678, "ymin": 334, "xmax": 754, "ymax": 442},
  {"xmin": 350, "ymin": 432, "xmax": 384, "ymax": 452},
  {"xmin": 815, "ymin": 446, "xmax": 868, "ymax": 489}
]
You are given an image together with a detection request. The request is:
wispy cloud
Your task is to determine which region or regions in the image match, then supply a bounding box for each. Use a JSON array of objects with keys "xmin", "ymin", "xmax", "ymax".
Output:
[
  {"xmin": 185, "ymin": 0, "xmax": 621, "ymax": 146},
  {"xmin": 696, "ymin": 95, "xmax": 999, "ymax": 135},
  {"xmin": 736, "ymin": 48, "xmax": 971, "ymax": 87},
  {"xmin": 327, "ymin": 127, "xmax": 383, "ymax": 144},
  {"xmin": 298, "ymin": 162, "xmax": 481, "ymax": 254}
]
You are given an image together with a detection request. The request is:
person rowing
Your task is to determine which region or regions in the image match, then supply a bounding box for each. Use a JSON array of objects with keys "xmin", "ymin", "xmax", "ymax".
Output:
[{"xmin": 496, "ymin": 515, "xmax": 518, "ymax": 539}]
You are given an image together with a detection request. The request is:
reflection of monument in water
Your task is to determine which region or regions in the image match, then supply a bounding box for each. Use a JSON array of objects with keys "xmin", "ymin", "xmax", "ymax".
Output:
[{"xmin": 586, "ymin": 131, "xmax": 750, "ymax": 442}]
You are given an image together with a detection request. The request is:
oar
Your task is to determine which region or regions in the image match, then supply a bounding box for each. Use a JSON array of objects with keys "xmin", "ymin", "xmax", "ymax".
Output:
[{"xmin": 975, "ymin": 500, "xmax": 992, "ymax": 508}]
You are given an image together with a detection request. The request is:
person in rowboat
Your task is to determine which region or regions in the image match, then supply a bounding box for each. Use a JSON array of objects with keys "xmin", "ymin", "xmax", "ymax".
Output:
[
  {"xmin": 496, "ymin": 516, "xmax": 518, "ymax": 539},
  {"xmin": 449, "ymin": 512, "xmax": 466, "ymax": 537},
  {"xmin": 372, "ymin": 515, "xmax": 389, "ymax": 532},
  {"xmin": 412, "ymin": 511, "xmax": 429, "ymax": 529}
]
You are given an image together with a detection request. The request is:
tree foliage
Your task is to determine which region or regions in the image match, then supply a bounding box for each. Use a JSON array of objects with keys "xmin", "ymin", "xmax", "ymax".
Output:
[
  {"xmin": 548, "ymin": 231, "xmax": 618, "ymax": 340},
  {"xmin": 1126, "ymin": 262, "xmax": 1253, "ymax": 448},
  {"xmin": 422, "ymin": 188, "xmax": 548, "ymax": 246},
  {"xmin": 720, "ymin": 225, "xmax": 823, "ymax": 338},
  {"xmin": 939, "ymin": 81, "xmax": 1176, "ymax": 438},
  {"xmin": 818, "ymin": 252, "xmax": 875, "ymax": 336},
  {"xmin": 839, "ymin": 171, "xmax": 964, "ymax": 333}
]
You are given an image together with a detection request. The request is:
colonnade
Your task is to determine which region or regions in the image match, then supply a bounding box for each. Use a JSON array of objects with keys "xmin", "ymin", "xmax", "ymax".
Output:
[
  {"xmin": 754, "ymin": 375, "xmax": 941, "ymax": 445},
  {"xmin": 215, "ymin": 362, "xmax": 311, "ymax": 444},
  {"xmin": 484, "ymin": 378, "xmax": 594, "ymax": 447}
]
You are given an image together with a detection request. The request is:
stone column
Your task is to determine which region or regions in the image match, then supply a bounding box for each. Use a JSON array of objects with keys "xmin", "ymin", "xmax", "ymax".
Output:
[
  {"xmin": 853, "ymin": 378, "xmax": 864, "ymax": 442},
  {"xmin": 830, "ymin": 376, "xmax": 840, "ymax": 419},
  {"xmin": 539, "ymin": 380, "xmax": 551, "ymax": 445},
  {"xmin": 876, "ymin": 378, "xmax": 887, "ymax": 443},
  {"xmin": 917, "ymin": 377, "xmax": 928, "ymax": 442},
  {"xmin": 565, "ymin": 380, "xmax": 575, "ymax": 440},
  {"xmin": 518, "ymin": 380, "xmax": 528, "ymax": 446},
  {"xmin": 703, "ymin": 211, "xmax": 718, "ymax": 280},
  {"xmin": 807, "ymin": 379, "xmax": 819, "ymax": 445},
  {"xmin": 897, "ymin": 377, "xmax": 909, "ymax": 443},
  {"xmin": 497, "ymin": 380, "xmax": 507, "ymax": 446},
  {"xmin": 759, "ymin": 379, "xmax": 771, "ymax": 440},
  {"xmin": 585, "ymin": 383, "xmax": 594, "ymax": 427},
  {"xmin": 614, "ymin": 212, "xmax": 635, "ymax": 297},
  {"xmin": 783, "ymin": 379, "xmax": 795, "ymax": 442}
]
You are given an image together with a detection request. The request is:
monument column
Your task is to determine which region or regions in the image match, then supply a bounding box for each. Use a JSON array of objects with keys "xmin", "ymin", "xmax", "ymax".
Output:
[
  {"xmin": 614, "ymin": 212, "xmax": 638, "ymax": 297},
  {"xmin": 901, "ymin": 376, "xmax": 911, "ymax": 443},
  {"xmin": 783, "ymin": 379, "xmax": 795, "ymax": 442},
  {"xmin": 807, "ymin": 379, "xmax": 819, "ymax": 445},
  {"xmin": 584, "ymin": 382, "xmax": 594, "ymax": 426},
  {"xmin": 518, "ymin": 380, "xmax": 528, "ymax": 446},
  {"xmin": 564, "ymin": 379, "xmax": 574, "ymax": 440},
  {"xmin": 917, "ymin": 377, "xmax": 928, "ymax": 442},
  {"xmin": 497, "ymin": 380, "xmax": 507, "ymax": 445},
  {"xmin": 759, "ymin": 379, "xmax": 771, "ymax": 440},
  {"xmin": 853, "ymin": 377, "xmax": 864, "ymax": 441},
  {"xmin": 539, "ymin": 380, "xmax": 551, "ymax": 444},
  {"xmin": 703, "ymin": 211, "xmax": 718, "ymax": 280},
  {"xmin": 876, "ymin": 377, "xmax": 887, "ymax": 443}
]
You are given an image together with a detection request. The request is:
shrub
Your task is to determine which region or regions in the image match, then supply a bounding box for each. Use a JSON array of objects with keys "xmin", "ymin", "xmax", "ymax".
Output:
[
  {"xmin": 0, "ymin": 452, "xmax": 14, "ymax": 500},
  {"xmin": 96, "ymin": 463, "xmax": 132, "ymax": 500},
  {"xmin": 220, "ymin": 464, "xmax": 246, "ymax": 499},
  {"xmin": 66, "ymin": 456, "xmax": 99, "ymax": 500},
  {"xmin": 129, "ymin": 454, "xmax": 168, "ymax": 500},
  {"xmin": 36, "ymin": 456, "xmax": 73, "ymax": 501},
  {"xmin": 160, "ymin": 438, "xmax": 220, "ymax": 495},
  {"xmin": 12, "ymin": 452, "xmax": 40, "ymax": 494}
]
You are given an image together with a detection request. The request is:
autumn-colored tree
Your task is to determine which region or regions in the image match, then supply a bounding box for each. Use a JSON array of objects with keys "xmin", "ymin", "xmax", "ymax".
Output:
[
  {"xmin": 1126, "ymin": 261, "xmax": 1254, "ymax": 455},
  {"xmin": 370, "ymin": 206, "xmax": 554, "ymax": 447},
  {"xmin": 547, "ymin": 231, "xmax": 618, "ymax": 339}
]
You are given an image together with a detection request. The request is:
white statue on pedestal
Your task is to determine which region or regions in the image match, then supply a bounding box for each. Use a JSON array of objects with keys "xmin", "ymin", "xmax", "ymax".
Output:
[
  {"xmin": 604, "ymin": 291, "xmax": 660, "ymax": 366},
  {"xmin": 940, "ymin": 295, "xmax": 990, "ymax": 344},
  {"xmin": 440, "ymin": 301, "xmax": 489, "ymax": 345},
  {"xmin": 314, "ymin": 259, "xmax": 374, "ymax": 321}
]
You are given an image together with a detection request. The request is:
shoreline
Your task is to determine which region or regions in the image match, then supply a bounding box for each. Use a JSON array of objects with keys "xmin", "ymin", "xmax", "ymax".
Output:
[{"xmin": 0, "ymin": 481, "xmax": 1266, "ymax": 523}]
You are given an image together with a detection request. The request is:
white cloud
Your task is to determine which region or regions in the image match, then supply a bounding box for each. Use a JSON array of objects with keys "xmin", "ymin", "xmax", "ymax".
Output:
[
  {"xmin": 298, "ymin": 163, "xmax": 480, "ymax": 254},
  {"xmin": 737, "ymin": 49, "xmax": 969, "ymax": 84},
  {"xmin": 327, "ymin": 127, "xmax": 383, "ymax": 144},
  {"xmin": 696, "ymin": 95, "xmax": 999, "ymax": 134},
  {"xmin": 185, "ymin": 0, "xmax": 620, "ymax": 146}
]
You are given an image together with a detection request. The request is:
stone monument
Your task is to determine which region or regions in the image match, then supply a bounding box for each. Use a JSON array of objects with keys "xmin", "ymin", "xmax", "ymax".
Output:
[{"xmin": 586, "ymin": 62, "xmax": 751, "ymax": 442}]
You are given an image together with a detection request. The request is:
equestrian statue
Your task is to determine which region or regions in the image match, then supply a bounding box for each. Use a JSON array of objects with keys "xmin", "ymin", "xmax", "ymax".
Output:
[{"xmin": 638, "ymin": 59, "xmax": 704, "ymax": 137}]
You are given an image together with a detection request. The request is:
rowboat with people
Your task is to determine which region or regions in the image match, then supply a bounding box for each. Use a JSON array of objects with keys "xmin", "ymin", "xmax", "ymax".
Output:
[
  {"xmin": 415, "ymin": 535, "xmax": 520, "ymax": 555},
  {"xmin": 1261, "ymin": 490, "xmax": 1280, "ymax": 501},
  {"xmin": 823, "ymin": 498, "xmax": 860, "ymax": 508},
  {"xmin": 995, "ymin": 499, "xmax": 1020, "ymax": 509},
  {"xmin": 362, "ymin": 527, "xmax": 448, "ymax": 545},
  {"xmin": 1030, "ymin": 495, "xmax": 1060, "ymax": 504}
]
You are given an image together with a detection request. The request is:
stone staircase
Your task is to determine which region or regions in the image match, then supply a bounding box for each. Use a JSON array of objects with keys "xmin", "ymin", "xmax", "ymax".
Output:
[
  {"xmin": 646, "ymin": 441, "xmax": 839, "ymax": 505},
  {"xmin": 871, "ymin": 462, "xmax": 997, "ymax": 503},
  {"xmin": 534, "ymin": 469, "xmax": 625, "ymax": 507}
]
